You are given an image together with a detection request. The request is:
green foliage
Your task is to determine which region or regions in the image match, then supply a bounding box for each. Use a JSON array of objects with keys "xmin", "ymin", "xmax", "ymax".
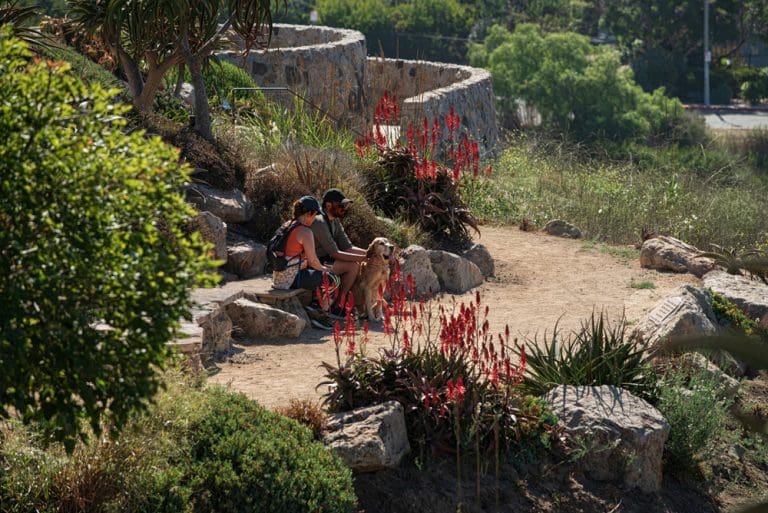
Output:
[
  {"xmin": 0, "ymin": 375, "xmax": 357, "ymax": 513},
  {"xmin": 319, "ymin": 290, "xmax": 558, "ymax": 460},
  {"xmin": 472, "ymin": 24, "xmax": 685, "ymax": 141},
  {"xmin": 710, "ymin": 291, "xmax": 764, "ymax": 337},
  {"xmin": 36, "ymin": 40, "xmax": 124, "ymax": 90},
  {"xmin": 317, "ymin": 0, "xmax": 471, "ymax": 62},
  {"xmin": 0, "ymin": 33, "xmax": 214, "ymax": 449},
  {"xmin": 465, "ymin": 136, "xmax": 768, "ymax": 251},
  {"xmin": 0, "ymin": 1, "xmax": 43, "ymax": 45},
  {"xmin": 697, "ymin": 245, "xmax": 768, "ymax": 284},
  {"xmin": 656, "ymin": 363, "xmax": 732, "ymax": 470},
  {"xmin": 363, "ymin": 148, "xmax": 480, "ymax": 243},
  {"xmin": 184, "ymin": 388, "xmax": 357, "ymax": 513},
  {"xmin": 520, "ymin": 313, "xmax": 656, "ymax": 400}
]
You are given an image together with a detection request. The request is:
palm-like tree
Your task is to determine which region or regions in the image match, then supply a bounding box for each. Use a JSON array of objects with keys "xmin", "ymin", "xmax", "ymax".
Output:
[
  {"xmin": 0, "ymin": 1, "xmax": 43, "ymax": 45},
  {"xmin": 68, "ymin": 0, "xmax": 278, "ymax": 140}
]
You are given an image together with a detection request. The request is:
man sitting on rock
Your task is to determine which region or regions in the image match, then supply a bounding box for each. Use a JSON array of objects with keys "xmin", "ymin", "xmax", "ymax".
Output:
[{"xmin": 311, "ymin": 188, "xmax": 367, "ymax": 319}]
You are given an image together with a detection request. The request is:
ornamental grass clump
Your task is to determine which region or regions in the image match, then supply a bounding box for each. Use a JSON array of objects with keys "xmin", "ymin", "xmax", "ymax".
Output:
[
  {"xmin": 357, "ymin": 92, "xmax": 488, "ymax": 242},
  {"xmin": 318, "ymin": 263, "xmax": 560, "ymax": 462},
  {"xmin": 520, "ymin": 313, "xmax": 656, "ymax": 400}
]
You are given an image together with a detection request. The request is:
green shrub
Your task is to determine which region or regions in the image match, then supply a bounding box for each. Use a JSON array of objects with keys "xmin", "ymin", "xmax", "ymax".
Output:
[
  {"xmin": 471, "ymin": 24, "xmax": 684, "ymax": 142},
  {"xmin": 521, "ymin": 313, "xmax": 656, "ymax": 400},
  {"xmin": 0, "ymin": 376, "xmax": 357, "ymax": 513},
  {"xmin": 656, "ymin": 363, "xmax": 732, "ymax": 470},
  {"xmin": 184, "ymin": 388, "xmax": 356, "ymax": 513},
  {"xmin": 0, "ymin": 32, "xmax": 214, "ymax": 449}
]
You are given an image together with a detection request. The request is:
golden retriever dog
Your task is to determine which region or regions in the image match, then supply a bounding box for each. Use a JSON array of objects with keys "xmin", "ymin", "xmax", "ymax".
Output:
[{"xmin": 351, "ymin": 237, "xmax": 395, "ymax": 321}]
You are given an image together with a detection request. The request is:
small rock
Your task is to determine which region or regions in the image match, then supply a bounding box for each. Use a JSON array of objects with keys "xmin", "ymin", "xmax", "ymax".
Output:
[
  {"xmin": 225, "ymin": 241, "xmax": 267, "ymax": 279},
  {"xmin": 428, "ymin": 250, "xmax": 484, "ymax": 294},
  {"xmin": 189, "ymin": 211, "xmax": 227, "ymax": 262},
  {"xmin": 323, "ymin": 401, "xmax": 411, "ymax": 472},
  {"xmin": 544, "ymin": 219, "xmax": 582, "ymax": 239},
  {"xmin": 681, "ymin": 352, "xmax": 740, "ymax": 399},
  {"xmin": 462, "ymin": 243, "xmax": 495, "ymax": 278}
]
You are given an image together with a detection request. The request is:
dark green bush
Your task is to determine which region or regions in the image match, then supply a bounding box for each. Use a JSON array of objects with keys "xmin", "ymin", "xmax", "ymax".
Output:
[
  {"xmin": 520, "ymin": 313, "xmax": 656, "ymax": 400},
  {"xmin": 0, "ymin": 377, "xmax": 357, "ymax": 513},
  {"xmin": 656, "ymin": 362, "xmax": 732, "ymax": 470},
  {"xmin": 185, "ymin": 388, "xmax": 356, "ymax": 513}
]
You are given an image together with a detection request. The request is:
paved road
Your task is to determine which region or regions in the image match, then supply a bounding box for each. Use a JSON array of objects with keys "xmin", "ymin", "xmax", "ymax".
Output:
[{"xmin": 695, "ymin": 110, "xmax": 768, "ymax": 130}]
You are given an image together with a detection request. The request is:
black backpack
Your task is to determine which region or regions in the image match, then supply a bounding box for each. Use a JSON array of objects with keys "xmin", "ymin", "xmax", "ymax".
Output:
[{"xmin": 266, "ymin": 221, "xmax": 301, "ymax": 271}]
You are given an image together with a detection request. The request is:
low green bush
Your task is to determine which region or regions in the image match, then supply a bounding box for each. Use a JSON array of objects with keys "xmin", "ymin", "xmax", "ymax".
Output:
[
  {"xmin": 520, "ymin": 313, "xmax": 656, "ymax": 400},
  {"xmin": 0, "ymin": 376, "xmax": 357, "ymax": 513},
  {"xmin": 656, "ymin": 363, "xmax": 732, "ymax": 470}
]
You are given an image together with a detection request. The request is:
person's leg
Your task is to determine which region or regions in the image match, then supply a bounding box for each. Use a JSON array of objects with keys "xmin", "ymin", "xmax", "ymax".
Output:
[{"xmin": 331, "ymin": 260, "xmax": 360, "ymax": 308}]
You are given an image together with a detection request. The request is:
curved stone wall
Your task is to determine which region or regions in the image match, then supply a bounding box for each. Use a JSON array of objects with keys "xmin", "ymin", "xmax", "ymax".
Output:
[
  {"xmin": 219, "ymin": 25, "xmax": 498, "ymax": 154},
  {"xmin": 366, "ymin": 57, "xmax": 498, "ymax": 154},
  {"xmin": 218, "ymin": 24, "xmax": 367, "ymax": 123}
]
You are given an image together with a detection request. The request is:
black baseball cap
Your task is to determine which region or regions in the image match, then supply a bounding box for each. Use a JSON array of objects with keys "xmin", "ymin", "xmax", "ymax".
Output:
[
  {"xmin": 322, "ymin": 188, "xmax": 353, "ymax": 206},
  {"xmin": 299, "ymin": 195, "xmax": 321, "ymax": 213}
]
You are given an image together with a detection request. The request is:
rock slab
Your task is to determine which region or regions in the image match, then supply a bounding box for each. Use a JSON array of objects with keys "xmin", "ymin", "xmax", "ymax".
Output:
[
  {"xmin": 639, "ymin": 236, "xmax": 715, "ymax": 277},
  {"xmin": 190, "ymin": 211, "xmax": 227, "ymax": 262},
  {"xmin": 224, "ymin": 298, "xmax": 305, "ymax": 339},
  {"xmin": 428, "ymin": 250, "xmax": 484, "ymax": 294},
  {"xmin": 225, "ymin": 241, "xmax": 267, "ymax": 279},
  {"xmin": 633, "ymin": 284, "xmax": 719, "ymax": 349},
  {"xmin": 186, "ymin": 183, "xmax": 254, "ymax": 223},
  {"xmin": 324, "ymin": 401, "xmax": 410, "ymax": 472},
  {"xmin": 543, "ymin": 385, "xmax": 669, "ymax": 493}
]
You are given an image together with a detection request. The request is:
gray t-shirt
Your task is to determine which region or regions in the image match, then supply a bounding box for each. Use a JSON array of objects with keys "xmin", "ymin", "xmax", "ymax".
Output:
[{"xmin": 310, "ymin": 214, "xmax": 352, "ymax": 260}]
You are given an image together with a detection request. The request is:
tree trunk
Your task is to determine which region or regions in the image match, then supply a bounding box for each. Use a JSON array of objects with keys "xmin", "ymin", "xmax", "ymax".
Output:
[
  {"xmin": 173, "ymin": 63, "xmax": 185, "ymax": 97},
  {"xmin": 180, "ymin": 32, "xmax": 214, "ymax": 142},
  {"xmin": 133, "ymin": 55, "xmax": 182, "ymax": 113}
]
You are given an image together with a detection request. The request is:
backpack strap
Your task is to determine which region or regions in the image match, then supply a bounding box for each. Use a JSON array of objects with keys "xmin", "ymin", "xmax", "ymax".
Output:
[{"xmin": 283, "ymin": 221, "xmax": 303, "ymax": 268}]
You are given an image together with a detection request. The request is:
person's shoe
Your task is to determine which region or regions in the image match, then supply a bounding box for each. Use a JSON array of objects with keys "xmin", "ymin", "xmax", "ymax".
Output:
[
  {"xmin": 326, "ymin": 304, "xmax": 347, "ymax": 321},
  {"xmin": 310, "ymin": 318, "xmax": 333, "ymax": 330}
]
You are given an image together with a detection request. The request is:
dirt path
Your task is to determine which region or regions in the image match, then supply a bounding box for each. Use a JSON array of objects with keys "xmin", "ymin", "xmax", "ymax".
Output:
[{"xmin": 209, "ymin": 226, "xmax": 698, "ymax": 408}]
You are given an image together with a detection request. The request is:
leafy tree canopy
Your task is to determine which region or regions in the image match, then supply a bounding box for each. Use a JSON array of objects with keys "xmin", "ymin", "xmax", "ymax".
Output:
[
  {"xmin": 0, "ymin": 31, "xmax": 214, "ymax": 450},
  {"xmin": 471, "ymin": 24, "xmax": 684, "ymax": 141}
]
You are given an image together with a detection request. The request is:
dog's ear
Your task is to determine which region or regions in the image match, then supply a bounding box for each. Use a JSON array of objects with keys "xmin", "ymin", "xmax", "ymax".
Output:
[{"xmin": 366, "ymin": 242, "xmax": 376, "ymax": 259}]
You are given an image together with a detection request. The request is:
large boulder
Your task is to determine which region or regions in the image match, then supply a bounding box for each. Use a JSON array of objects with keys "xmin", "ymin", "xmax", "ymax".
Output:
[
  {"xmin": 632, "ymin": 285, "xmax": 719, "ymax": 349},
  {"xmin": 185, "ymin": 183, "xmax": 254, "ymax": 223},
  {"xmin": 225, "ymin": 298, "xmax": 305, "ymax": 339},
  {"xmin": 189, "ymin": 211, "xmax": 227, "ymax": 262},
  {"xmin": 639, "ymin": 236, "xmax": 715, "ymax": 277},
  {"xmin": 428, "ymin": 250, "xmax": 484, "ymax": 294},
  {"xmin": 323, "ymin": 401, "xmax": 410, "ymax": 472},
  {"xmin": 543, "ymin": 385, "xmax": 669, "ymax": 493},
  {"xmin": 544, "ymin": 219, "xmax": 582, "ymax": 239},
  {"xmin": 224, "ymin": 241, "xmax": 267, "ymax": 279},
  {"xmin": 462, "ymin": 243, "xmax": 495, "ymax": 278},
  {"xmin": 702, "ymin": 270, "xmax": 768, "ymax": 323},
  {"xmin": 399, "ymin": 245, "xmax": 441, "ymax": 298}
]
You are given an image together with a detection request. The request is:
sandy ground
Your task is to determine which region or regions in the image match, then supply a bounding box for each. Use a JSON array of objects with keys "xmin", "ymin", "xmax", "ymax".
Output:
[{"xmin": 208, "ymin": 226, "xmax": 698, "ymax": 408}]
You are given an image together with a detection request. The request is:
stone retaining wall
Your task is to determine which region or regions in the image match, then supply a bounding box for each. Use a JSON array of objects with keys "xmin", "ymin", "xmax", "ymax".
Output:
[
  {"xmin": 218, "ymin": 24, "xmax": 367, "ymax": 123},
  {"xmin": 366, "ymin": 57, "xmax": 498, "ymax": 154},
  {"xmin": 218, "ymin": 24, "xmax": 498, "ymax": 154}
]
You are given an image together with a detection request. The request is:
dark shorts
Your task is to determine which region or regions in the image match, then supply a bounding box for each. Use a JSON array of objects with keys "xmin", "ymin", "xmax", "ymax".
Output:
[
  {"xmin": 319, "ymin": 255, "xmax": 335, "ymax": 265},
  {"xmin": 292, "ymin": 268, "xmax": 339, "ymax": 291}
]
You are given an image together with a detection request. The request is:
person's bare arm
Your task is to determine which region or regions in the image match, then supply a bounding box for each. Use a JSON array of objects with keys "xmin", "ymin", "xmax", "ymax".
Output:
[
  {"xmin": 297, "ymin": 228, "xmax": 333, "ymax": 272},
  {"xmin": 329, "ymin": 248, "xmax": 366, "ymax": 262}
]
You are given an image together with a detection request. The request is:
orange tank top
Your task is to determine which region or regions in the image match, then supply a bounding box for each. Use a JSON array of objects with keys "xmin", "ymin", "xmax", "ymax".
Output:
[{"xmin": 283, "ymin": 224, "xmax": 306, "ymax": 262}]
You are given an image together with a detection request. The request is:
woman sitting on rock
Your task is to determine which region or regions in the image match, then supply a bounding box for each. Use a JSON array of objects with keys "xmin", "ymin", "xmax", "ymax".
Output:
[{"xmin": 272, "ymin": 196, "xmax": 340, "ymax": 301}]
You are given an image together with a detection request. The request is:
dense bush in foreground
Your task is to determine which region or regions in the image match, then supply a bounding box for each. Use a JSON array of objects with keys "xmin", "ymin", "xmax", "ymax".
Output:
[
  {"xmin": 0, "ymin": 32, "xmax": 214, "ymax": 449},
  {"xmin": 0, "ymin": 377, "xmax": 357, "ymax": 513}
]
